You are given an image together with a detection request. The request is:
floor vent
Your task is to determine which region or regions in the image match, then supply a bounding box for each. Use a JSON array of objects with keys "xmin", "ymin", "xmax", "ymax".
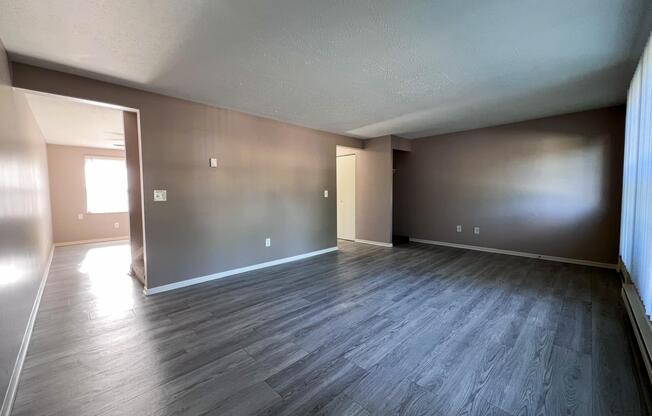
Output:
[{"xmin": 622, "ymin": 283, "xmax": 652, "ymax": 383}]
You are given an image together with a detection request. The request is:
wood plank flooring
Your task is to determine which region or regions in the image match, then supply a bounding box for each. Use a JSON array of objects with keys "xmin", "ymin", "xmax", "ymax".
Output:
[{"xmin": 11, "ymin": 240, "xmax": 651, "ymax": 415}]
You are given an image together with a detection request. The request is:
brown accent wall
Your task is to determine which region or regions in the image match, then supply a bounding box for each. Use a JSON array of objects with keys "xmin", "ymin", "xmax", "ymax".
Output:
[
  {"xmin": 336, "ymin": 136, "xmax": 393, "ymax": 245},
  {"xmin": 0, "ymin": 41, "xmax": 52, "ymax": 409},
  {"xmin": 11, "ymin": 63, "xmax": 362, "ymax": 289},
  {"xmin": 46, "ymin": 144, "xmax": 129, "ymax": 244},
  {"xmin": 393, "ymin": 106, "xmax": 625, "ymax": 264},
  {"xmin": 358, "ymin": 137, "xmax": 393, "ymax": 244}
]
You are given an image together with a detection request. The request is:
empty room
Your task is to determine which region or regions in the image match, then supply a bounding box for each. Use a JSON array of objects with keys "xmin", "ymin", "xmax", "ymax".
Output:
[{"xmin": 1, "ymin": 1, "xmax": 652, "ymax": 415}]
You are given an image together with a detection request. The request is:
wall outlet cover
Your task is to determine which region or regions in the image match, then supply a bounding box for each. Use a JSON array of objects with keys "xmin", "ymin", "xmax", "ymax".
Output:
[
  {"xmin": 154, "ymin": 190, "xmax": 167, "ymax": 202},
  {"xmin": 324, "ymin": 190, "xmax": 329, "ymax": 198},
  {"xmin": 209, "ymin": 157, "xmax": 218, "ymax": 168},
  {"xmin": 474, "ymin": 226, "xmax": 480, "ymax": 235},
  {"xmin": 456, "ymin": 225, "xmax": 462, "ymax": 232},
  {"xmin": 265, "ymin": 238, "xmax": 271, "ymax": 247},
  {"xmin": 78, "ymin": 213, "xmax": 84, "ymax": 220},
  {"xmin": 114, "ymin": 222, "xmax": 120, "ymax": 229}
]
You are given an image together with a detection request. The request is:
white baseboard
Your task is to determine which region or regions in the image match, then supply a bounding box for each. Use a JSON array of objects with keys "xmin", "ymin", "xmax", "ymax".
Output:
[
  {"xmin": 354, "ymin": 239, "xmax": 393, "ymax": 248},
  {"xmin": 55, "ymin": 237, "xmax": 129, "ymax": 247},
  {"xmin": 1, "ymin": 245, "xmax": 54, "ymax": 416},
  {"xmin": 622, "ymin": 283, "xmax": 652, "ymax": 382},
  {"xmin": 410, "ymin": 238, "xmax": 616, "ymax": 269},
  {"xmin": 54, "ymin": 236, "xmax": 129, "ymax": 247},
  {"xmin": 144, "ymin": 246, "xmax": 338, "ymax": 295}
]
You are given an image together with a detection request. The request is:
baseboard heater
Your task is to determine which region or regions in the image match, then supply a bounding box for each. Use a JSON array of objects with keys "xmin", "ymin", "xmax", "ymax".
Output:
[{"xmin": 621, "ymin": 282, "xmax": 652, "ymax": 382}]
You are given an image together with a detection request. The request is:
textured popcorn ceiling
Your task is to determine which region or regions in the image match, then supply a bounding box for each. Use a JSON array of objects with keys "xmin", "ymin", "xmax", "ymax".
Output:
[{"xmin": 1, "ymin": 0, "xmax": 650, "ymax": 138}]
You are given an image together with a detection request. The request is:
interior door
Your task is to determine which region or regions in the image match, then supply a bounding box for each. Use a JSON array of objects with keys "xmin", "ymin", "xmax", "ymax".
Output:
[{"xmin": 337, "ymin": 154, "xmax": 356, "ymax": 240}]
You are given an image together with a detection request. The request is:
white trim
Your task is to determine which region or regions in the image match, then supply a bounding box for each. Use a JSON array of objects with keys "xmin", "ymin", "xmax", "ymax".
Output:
[
  {"xmin": 144, "ymin": 246, "xmax": 338, "ymax": 295},
  {"xmin": 410, "ymin": 238, "xmax": 616, "ymax": 269},
  {"xmin": 54, "ymin": 236, "xmax": 129, "ymax": 247},
  {"xmin": 354, "ymin": 239, "xmax": 393, "ymax": 248},
  {"xmin": 622, "ymin": 283, "xmax": 652, "ymax": 382},
  {"xmin": 1, "ymin": 246, "xmax": 54, "ymax": 416}
]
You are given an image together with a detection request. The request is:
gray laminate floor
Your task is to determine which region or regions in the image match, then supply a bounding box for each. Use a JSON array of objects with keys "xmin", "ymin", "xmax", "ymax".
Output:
[{"xmin": 11, "ymin": 240, "xmax": 651, "ymax": 415}]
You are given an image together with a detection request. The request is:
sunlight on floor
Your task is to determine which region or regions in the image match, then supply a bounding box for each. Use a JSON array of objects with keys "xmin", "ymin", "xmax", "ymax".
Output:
[{"xmin": 79, "ymin": 243, "xmax": 135, "ymax": 316}]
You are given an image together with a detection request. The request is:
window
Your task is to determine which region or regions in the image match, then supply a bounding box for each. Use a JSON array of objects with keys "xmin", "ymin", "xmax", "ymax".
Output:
[
  {"xmin": 620, "ymin": 32, "xmax": 652, "ymax": 315},
  {"xmin": 84, "ymin": 156, "xmax": 128, "ymax": 213}
]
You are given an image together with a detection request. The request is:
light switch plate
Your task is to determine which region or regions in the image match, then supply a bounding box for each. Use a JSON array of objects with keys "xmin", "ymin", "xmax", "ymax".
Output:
[
  {"xmin": 114, "ymin": 222, "xmax": 120, "ymax": 229},
  {"xmin": 324, "ymin": 190, "xmax": 328, "ymax": 198},
  {"xmin": 78, "ymin": 213, "xmax": 84, "ymax": 220},
  {"xmin": 209, "ymin": 157, "xmax": 218, "ymax": 168},
  {"xmin": 154, "ymin": 190, "xmax": 167, "ymax": 202},
  {"xmin": 474, "ymin": 226, "xmax": 480, "ymax": 235},
  {"xmin": 265, "ymin": 238, "xmax": 271, "ymax": 247}
]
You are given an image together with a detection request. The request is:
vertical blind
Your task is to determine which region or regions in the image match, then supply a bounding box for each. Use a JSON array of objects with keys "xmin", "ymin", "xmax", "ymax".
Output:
[{"xmin": 621, "ymin": 32, "xmax": 652, "ymax": 316}]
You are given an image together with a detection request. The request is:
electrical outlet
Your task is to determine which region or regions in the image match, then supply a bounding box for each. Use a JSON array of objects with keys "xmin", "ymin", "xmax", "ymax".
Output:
[
  {"xmin": 209, "ymin": 157, "xmax": 218, "ymax": 168},
  {"xmin": 456, "ymin": 225, "xmax": 462, "ymax": 233},
  {"xmin": 474, "ymin": 226, "xmax": 480, "ymax": 235},
  {"xmin": 153, "ymin": 189, "xmax": 167, "ymax": 202},
  {"xmin": 78, "ymin": 213, "xmax": 84, "ymax": 220},
  {"xmin": 265, "ymin": 238, "xmax": 271, "ymax": 247},
  {"xmin": 324, "ymin": 190, "xmax": 329, "ymax": 198},
  {"xmin": 114, "ymin": 222, "xmax": 120, "ymax": 229}
]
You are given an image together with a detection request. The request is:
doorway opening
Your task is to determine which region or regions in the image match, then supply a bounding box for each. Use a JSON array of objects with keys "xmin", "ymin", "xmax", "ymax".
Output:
[
  {"xmin": 19, "ymin": 88, "xmax": 147, "ymax": 287},
  {"xmin": 392, "ymin": 148, "xmax": 410, "ymax": 245},
  {"xmin": 336, "ymin": 147, "xmax": 356, "ymax": 241}
]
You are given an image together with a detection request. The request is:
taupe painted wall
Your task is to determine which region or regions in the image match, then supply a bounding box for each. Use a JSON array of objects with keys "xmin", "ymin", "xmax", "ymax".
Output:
[
  {"xmin": 47, "ymin": 144, "xmax": 129, "ymax": 244},
  {"xmin": 0, "ymin": 41, "xmax": 52, "ymax": 408},
  {"xmin": 393, "ymin": 106, "xmax": 625, "ymax": 263},
  {"xmin": 123, "ymin": 111, "xmax": 144, "ymax": 278},
  {"xmin": 0, "ymin": 40, "xmax": 9, "ymax": 86},
  {"xmin": 12, "ymin": 63, "xmax": 362, "ymax": 289},
  {"xmin": 336, "ymin": 136, "xmax": 393, "ymax": 244},
  {"xmin": 391, "ymin": 136, "xmax": 412, "ymax": 152}
]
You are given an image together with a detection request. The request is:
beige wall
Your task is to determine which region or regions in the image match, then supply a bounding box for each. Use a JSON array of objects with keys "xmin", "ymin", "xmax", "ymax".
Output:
[
  {"xmin": 337, "ymin": 136, "xmax": 393, "ymax": 245},
  {"xmin": 47, "ymin": 144, "xmax": 129, "ymax": 244},
  {"xmin": 0, "ymin": 40, "xmax": 52, "ymax": 409},
  {"xmin": 0, "ymin": 40, "xmax": 9, "ymax": 85},
  {"xmin": 393, "ymin": 106, "xmax": 625, "ymax": 264},
  {"xmin": 12, "ymin": 63, "xmax": 362, "ymax": 289},
  {"xmin": 123, "ymin": 111, "xmax": 144, "ymax": 281}
]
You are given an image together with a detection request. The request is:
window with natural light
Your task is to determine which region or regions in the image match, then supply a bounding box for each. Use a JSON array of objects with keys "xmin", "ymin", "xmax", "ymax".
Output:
[
  {"xmin": 620, "ymin": 32, "xmax": 652, "ymax": 316},
  {"xmin": 84, "ymin": 156, "xmax": 128, "ymax": 213}
]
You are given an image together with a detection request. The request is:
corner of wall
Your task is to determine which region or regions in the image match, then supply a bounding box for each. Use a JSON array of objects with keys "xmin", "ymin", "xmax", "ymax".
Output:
[
  {"xmin": 0, "ymin": 37, "xmax": 12, "ymax": 86},
  {"xmin": 391, "ymin": 135, "xmax": 412, "ymax": 152}
]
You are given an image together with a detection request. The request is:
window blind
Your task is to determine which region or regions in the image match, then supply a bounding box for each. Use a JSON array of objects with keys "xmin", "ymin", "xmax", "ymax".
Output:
[{"xmin": 621, "ymin": 32, "xmax": 652, "ymax": 316}]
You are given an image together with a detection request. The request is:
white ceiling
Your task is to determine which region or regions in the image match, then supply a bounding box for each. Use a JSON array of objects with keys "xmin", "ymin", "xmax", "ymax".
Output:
[
  {"xmin": 1, "ymin": 0, "xmax": 651, "ymax": 138},
  {"xmin": 24, "ymin": 92, "xmax": 125, "ymax": 149}
]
